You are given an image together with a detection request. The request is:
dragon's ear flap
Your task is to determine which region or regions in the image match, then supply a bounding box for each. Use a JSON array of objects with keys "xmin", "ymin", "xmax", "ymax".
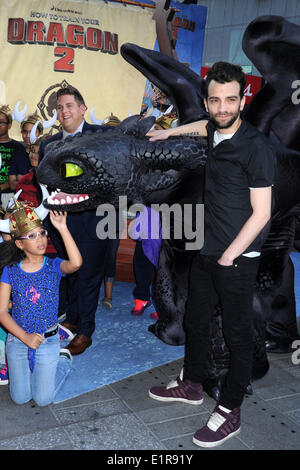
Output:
[
  {"xmin": 121, "ymin": 43, "xmax": 207, "ymax": 125},
  {"xmin": 242, "ymin": 15, "xmax": 300, "ymax": 149}
]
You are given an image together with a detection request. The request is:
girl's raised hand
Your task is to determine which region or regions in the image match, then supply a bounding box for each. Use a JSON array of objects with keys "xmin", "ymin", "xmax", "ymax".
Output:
[{"xmin": 49, "ymin": 210, "xmax": 67, "ymax": 231}]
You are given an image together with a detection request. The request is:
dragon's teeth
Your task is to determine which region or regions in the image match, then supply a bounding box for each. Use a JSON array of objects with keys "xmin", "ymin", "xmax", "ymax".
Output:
[{"xmin": 48, "ymin": 194, "xmax": 89, "ymax": 205}]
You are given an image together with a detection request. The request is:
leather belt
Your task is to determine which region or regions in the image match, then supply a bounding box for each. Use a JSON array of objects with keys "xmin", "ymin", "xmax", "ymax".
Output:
[{"xmin": 44, "ymin": 326, "xmax": 58, "ymax": 338}]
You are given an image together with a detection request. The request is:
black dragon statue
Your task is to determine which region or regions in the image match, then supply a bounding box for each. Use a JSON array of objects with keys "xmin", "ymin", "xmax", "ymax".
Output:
[{"xmin": 37, "ymin": 15, "xmax": 300, "ymax": 399}]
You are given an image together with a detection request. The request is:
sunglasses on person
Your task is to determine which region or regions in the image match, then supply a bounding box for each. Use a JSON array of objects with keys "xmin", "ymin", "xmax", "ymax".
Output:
[{"xmin": 19, "ymin": 229, "xmax": 48, "ymax": 240}]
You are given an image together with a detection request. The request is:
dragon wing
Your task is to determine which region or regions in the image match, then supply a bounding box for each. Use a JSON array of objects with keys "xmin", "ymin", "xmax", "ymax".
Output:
[{"xmin": 242, "ymin": 15, "xmax": 300, "ymax": 151}]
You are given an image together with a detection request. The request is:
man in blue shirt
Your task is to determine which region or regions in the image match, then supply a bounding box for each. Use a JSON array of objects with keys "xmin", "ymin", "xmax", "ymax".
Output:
[{"xmin": 39, "ymin": 87, "xmax": 110, "ymax": 355}]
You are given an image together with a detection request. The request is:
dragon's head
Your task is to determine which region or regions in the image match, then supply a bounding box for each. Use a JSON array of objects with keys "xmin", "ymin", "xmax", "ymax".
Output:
[
  {"xmin": 37, "ymin": 126, "xmax": 134, "ymax": 211},
  {"xmin": 37, "ymin": 116, "xmax": 207, "ymax": 212}
]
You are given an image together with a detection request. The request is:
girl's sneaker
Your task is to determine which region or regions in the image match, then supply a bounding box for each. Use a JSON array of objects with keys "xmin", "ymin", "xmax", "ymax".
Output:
[
  {"xmin": 59, "ymin": 348, "xmax": 73, "ymax": 362},
  {"xmin": 0, "ymin": 365, "xmax": 8, "ymax": 385},
  {"xmin": 59, "ymin": 324, "xmax": 75, "ymax": 341}
]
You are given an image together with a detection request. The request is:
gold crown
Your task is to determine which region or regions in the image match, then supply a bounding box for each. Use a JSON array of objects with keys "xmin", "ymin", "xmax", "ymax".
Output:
[
  {"xmin": 0, "ymin": 104, "xmax": 11, "ymax": 114},
  {"xmin": 9, "ymin": 199, "xmax": 43, "ymax": 238},
  {"xmin": 21, "ymin": 111, "xmax": 43, "ymax": 132},
  {"xmin": 102, "ymin": 113, "xmax": 121, "ymax": 127},
  {"xmin": 155, "ymin": 113, "xmax": 178, "ymax": 129},
  {"xmin": 0, "ymin": 105, "xmax": 12, "ymax": 123}
]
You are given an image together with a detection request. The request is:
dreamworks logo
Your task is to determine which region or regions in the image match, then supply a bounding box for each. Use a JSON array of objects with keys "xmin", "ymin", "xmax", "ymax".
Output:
[
  {"xmin": 291, "ymin": 340, "xmax": 300, "ymax": 365},
  {"xmin": 95, "ymin": 196, "xmax": 204, "ymax": 251}
]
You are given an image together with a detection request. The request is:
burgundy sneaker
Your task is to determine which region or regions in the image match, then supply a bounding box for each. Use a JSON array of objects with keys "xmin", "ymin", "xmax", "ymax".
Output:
[
  {"xmin": 193, "ymin": 405, "xmax": 241, "ymax": 448},
  {"xmin": 131, "ymin": 299, "xmax": 151, "ymax": 316},
  {"xmin": 149, "ymin": 375, "xmax": 203, "ymax": 405}
]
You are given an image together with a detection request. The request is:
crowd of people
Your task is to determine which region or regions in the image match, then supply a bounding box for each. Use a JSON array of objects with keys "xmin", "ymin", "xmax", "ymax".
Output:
[
  {"xmin": 0, "ymin": 60, "xmax": 277, "ymax": 448},
  {"xmin": 0, "ymin": 88, "xmax": 163, "ymax": 402}
]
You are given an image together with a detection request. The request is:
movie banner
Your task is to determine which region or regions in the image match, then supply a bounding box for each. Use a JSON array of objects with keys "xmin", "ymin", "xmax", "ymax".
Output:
[{"xmin": 0, "ymin": 0, "xmax": 156, "ymax": 138}]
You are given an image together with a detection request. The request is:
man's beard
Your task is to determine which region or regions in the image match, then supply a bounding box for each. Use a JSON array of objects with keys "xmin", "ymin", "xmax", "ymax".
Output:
[{"xmin": 210, "ymin": 110, "xmax": 240, "ymax": 130}]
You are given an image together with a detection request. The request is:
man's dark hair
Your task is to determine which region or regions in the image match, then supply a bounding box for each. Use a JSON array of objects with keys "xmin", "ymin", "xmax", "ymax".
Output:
[
  {"xmin": 204, "ymin": 62, "xmax": 246, "ymax": 99},
  {"xmin": 56, "ymin": 86, "xmax": 86, "ymax": 107}
]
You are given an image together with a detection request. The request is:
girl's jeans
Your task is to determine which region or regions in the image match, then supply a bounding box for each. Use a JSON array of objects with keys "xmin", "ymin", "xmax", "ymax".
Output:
[{"xmin": 6, "ymin": 328, "xmax": 71, "ymax": 406}]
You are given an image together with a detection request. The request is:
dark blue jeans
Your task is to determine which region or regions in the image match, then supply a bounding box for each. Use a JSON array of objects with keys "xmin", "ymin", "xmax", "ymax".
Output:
[
  {"xmin": 133, "ymin": 241, "xmax": 154, "ymax": 301},
  {"xmin": 104, "ymin": 238, "xmax": 121, "ymax": 281},
  {"xmin": 184, "ymin": 253, "xmax": 259, "ymax": 409},
  {"xmin": 66, "ymin": 237, "xmax": 109, "ymax": 337}
]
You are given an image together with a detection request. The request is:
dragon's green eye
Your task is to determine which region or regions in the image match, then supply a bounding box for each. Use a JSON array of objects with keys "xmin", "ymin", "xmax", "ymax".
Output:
[{"xmin": 60, "ymin": 163, "xmax": 83, "ymax": 178}]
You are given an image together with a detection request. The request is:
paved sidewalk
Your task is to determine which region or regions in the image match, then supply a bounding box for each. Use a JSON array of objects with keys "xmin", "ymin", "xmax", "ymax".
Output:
[{"xmin": 0, "ymin": 331, "xmax": 299, "ymax": 452}]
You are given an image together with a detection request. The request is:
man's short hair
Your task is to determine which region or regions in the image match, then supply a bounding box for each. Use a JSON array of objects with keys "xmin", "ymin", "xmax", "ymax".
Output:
[
  {"xmin": 204, "ymin": 62, "xmax": 246, "ymax": 99},
  {"xmin": 56, "ymin": 86, "xmax": 86, "ymax": 108}
]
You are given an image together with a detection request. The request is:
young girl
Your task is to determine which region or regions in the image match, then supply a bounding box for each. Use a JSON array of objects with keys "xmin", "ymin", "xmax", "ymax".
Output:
[{"xmin": 0, "ymin": 199, "xmax": 82, "ymax": 406}]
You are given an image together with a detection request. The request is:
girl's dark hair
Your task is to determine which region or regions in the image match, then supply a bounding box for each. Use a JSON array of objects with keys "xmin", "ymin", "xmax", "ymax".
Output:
[
  {"xmin": 0, "ymin": 239, "xmax": 24, "ymax": 276},
  {"xmin": 204, "ymin": 61, "xmax": 246, "ymax": 99}
]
